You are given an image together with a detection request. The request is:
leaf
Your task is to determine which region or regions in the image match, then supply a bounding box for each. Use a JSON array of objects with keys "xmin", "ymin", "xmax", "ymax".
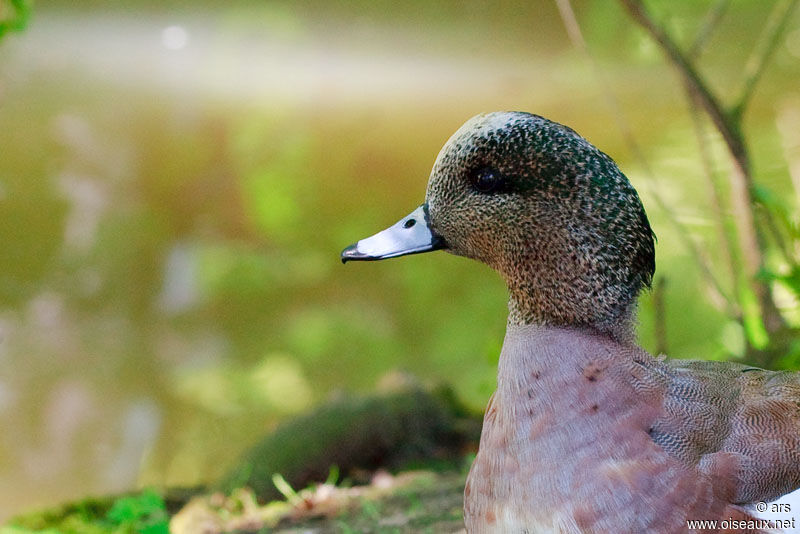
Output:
[
  {"xmin": 105, "ymin": 489, "xmax": 169, "ymax": 533},
  {"xmin": 0, "ymin": 0, "xmax": 31, "ymax": 39},
  {"xmin": 272, "ymin": 473, "xmax": 302, "ymax": 506}
]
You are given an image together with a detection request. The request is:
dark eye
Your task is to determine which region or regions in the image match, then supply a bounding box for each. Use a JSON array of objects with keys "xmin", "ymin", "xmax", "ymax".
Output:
[{"xmin": 473, "ymin": 168, "xmax": 503, "ymax": 193}]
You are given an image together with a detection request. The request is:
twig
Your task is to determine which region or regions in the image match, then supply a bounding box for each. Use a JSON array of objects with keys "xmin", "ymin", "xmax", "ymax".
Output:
[
  {"xmin": 619, "ymin": 0, "xmax": 787, "ymax": 337},
  {"xmin": 732, "ymin": 0, "xmax": 800, "ymax": 122},
  {"xmin": 689, "ymin": 0, "xmax": 730, "ymax": 58},
  {"xmin": 686, "ymin": 91, "xmax": 740, "ymax": 317},
  {"xmin": 554, "ymin": 0, "xmax": 647, "ymax": 171},
  {"xmin": 760, "ymin": 207, "xmax": 792, "ymax": 264},
  {"xmin": 555, "ymin": 0, "xmax": 734, "ymax": 310},
  {"xmin": 777, "ymin": 105, "xmax": 800, "ymax": 208},
  {"xmin": 618, "ymin": 0, "xmax": 747, "ymax": 168},
  {"xmin": 653, "ymin": 277, "xmax": 668, "ymax": 355}
]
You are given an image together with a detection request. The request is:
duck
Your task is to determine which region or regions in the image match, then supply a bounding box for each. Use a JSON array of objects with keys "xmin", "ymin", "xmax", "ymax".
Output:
[{"xmin": 341, "ymin": 111, "xmax": 800, "ymax": 533}]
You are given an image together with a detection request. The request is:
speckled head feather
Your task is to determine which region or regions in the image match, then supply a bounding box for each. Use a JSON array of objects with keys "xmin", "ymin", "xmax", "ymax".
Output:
[{"xmin": 425, "ymin": 111, "xmax": 655, "ymax": 339}]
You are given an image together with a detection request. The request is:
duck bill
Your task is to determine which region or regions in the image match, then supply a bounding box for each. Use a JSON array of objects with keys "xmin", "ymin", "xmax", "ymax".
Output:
[{"xmin": 341, "ymin": 203, "xmax": 446, "ymax": 263}]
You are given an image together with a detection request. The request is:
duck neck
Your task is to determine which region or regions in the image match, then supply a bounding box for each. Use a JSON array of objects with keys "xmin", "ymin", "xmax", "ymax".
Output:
[
  {"xmin": 506, "ymin": 286, "xmax": 638, "ymax": 345},
  {"xmin": 495, "ymin": 323, "xmax": 633, "ymax": 401}
]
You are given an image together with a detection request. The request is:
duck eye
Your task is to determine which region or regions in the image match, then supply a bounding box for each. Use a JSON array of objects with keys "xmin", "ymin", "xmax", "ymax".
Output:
[{"xmin": 473, "ymin": 168, "xmax": 502, "ymax": 193}]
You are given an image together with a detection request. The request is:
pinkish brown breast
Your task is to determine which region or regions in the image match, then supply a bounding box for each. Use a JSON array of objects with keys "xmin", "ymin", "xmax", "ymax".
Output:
[{"xmin": 463, "ymin": 325, "xmax": 773, "ymax": 533}]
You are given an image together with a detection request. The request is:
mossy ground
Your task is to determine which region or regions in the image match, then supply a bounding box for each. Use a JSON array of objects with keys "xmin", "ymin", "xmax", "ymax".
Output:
[
  {"xmin": 3, "ymin": 470, "xmax": 467, "ymax": 534},
  {"xmin": 2, "ymin": 489, "xmax": 170, "ymax": 534}
]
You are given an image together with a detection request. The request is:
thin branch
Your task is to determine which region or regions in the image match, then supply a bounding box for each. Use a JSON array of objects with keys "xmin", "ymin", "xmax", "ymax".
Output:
[
  {"xmin": 761, "ymin": 207, "xmax": 792, "ymax": 263},
  {"xmin": 689, "ymin": 0, "xmax": 730, "ymax": 58},
  {"xmin": 554, "ymin": 0, "xmax": 734, "ymax": 310},
  {"xmin": 732, "ymin": 0, "xmax": 800, "ymax": 122},
  {"xmin": 653, "ymin": 277, "xmax": 668, "ymax": 355},
  {"xmin": 777, "ymin": 105, "xmax": 800, "ymax": 209},
  {"xmin": 618, "ymin": 0, "xmax": 748, "ymax": 168},
  {"xmin": 686, "ymin": 91, "xmax": 741, "ymax": 318},
  {"xmin": 619, "ymin": 0, "xmax": 788, "ymax": 338},
  {"xmin": 553, "ymin": 0, "xmax": 648, "ymax": 171}
]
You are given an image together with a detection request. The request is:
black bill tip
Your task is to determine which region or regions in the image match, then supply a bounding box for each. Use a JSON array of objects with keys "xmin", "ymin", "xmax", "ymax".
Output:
[{"xmin": 341, "ymin": 243, "xmax": 370, "ymax": 263}]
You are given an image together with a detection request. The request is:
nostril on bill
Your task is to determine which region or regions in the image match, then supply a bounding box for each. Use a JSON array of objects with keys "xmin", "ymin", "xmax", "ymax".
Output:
[{"xmin": 404, "ymin": 218, "xmax": 416, "ymax": 229}]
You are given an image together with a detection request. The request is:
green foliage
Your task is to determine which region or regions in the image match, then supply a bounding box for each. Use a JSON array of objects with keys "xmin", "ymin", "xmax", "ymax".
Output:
[
  {"xmin": 739, "ymin": 287, "xmax": 769, "ymax": 350},
  {"xmin": 0, "ymin": 0, "xmax": 30, "ymax": 40},
  {"xmin": 106, "ymin": 490, "xmax": 169, "ymax": 534},
  {"xmin": 5, "ymin": 490, "xmax": 168, "ymax": 534}
]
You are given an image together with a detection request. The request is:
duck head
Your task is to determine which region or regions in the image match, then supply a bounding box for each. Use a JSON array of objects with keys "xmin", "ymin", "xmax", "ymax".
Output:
[{"xmin": 342, "ymin": 112, "xmax": 655, "ymax": 339}]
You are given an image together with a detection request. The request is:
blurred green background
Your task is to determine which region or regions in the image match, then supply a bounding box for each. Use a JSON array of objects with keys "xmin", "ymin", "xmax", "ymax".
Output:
[{"xmin": 0, "ymin": 0, "xmax": 798, "ymax": 521}]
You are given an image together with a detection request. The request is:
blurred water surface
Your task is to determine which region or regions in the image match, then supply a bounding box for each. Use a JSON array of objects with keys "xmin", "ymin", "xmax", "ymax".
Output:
[{"xmin": 0, "ymin": 0, "xmax": 798, "ymax": 519}]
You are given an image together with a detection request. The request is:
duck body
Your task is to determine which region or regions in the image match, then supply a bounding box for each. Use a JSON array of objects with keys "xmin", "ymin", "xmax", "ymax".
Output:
[
  {"xmin": 466, "ymin": 324, "xmax": 800, "ymax": 533},
  {"xmin": 341, "ymin": 111, "xmax": 800, "ymax": 533}
]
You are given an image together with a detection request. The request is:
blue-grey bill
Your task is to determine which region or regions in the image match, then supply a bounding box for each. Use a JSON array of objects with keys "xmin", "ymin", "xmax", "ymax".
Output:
[{"xmin": 341, "ymin": 204, "xmax": 445, "ymax": 263}]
